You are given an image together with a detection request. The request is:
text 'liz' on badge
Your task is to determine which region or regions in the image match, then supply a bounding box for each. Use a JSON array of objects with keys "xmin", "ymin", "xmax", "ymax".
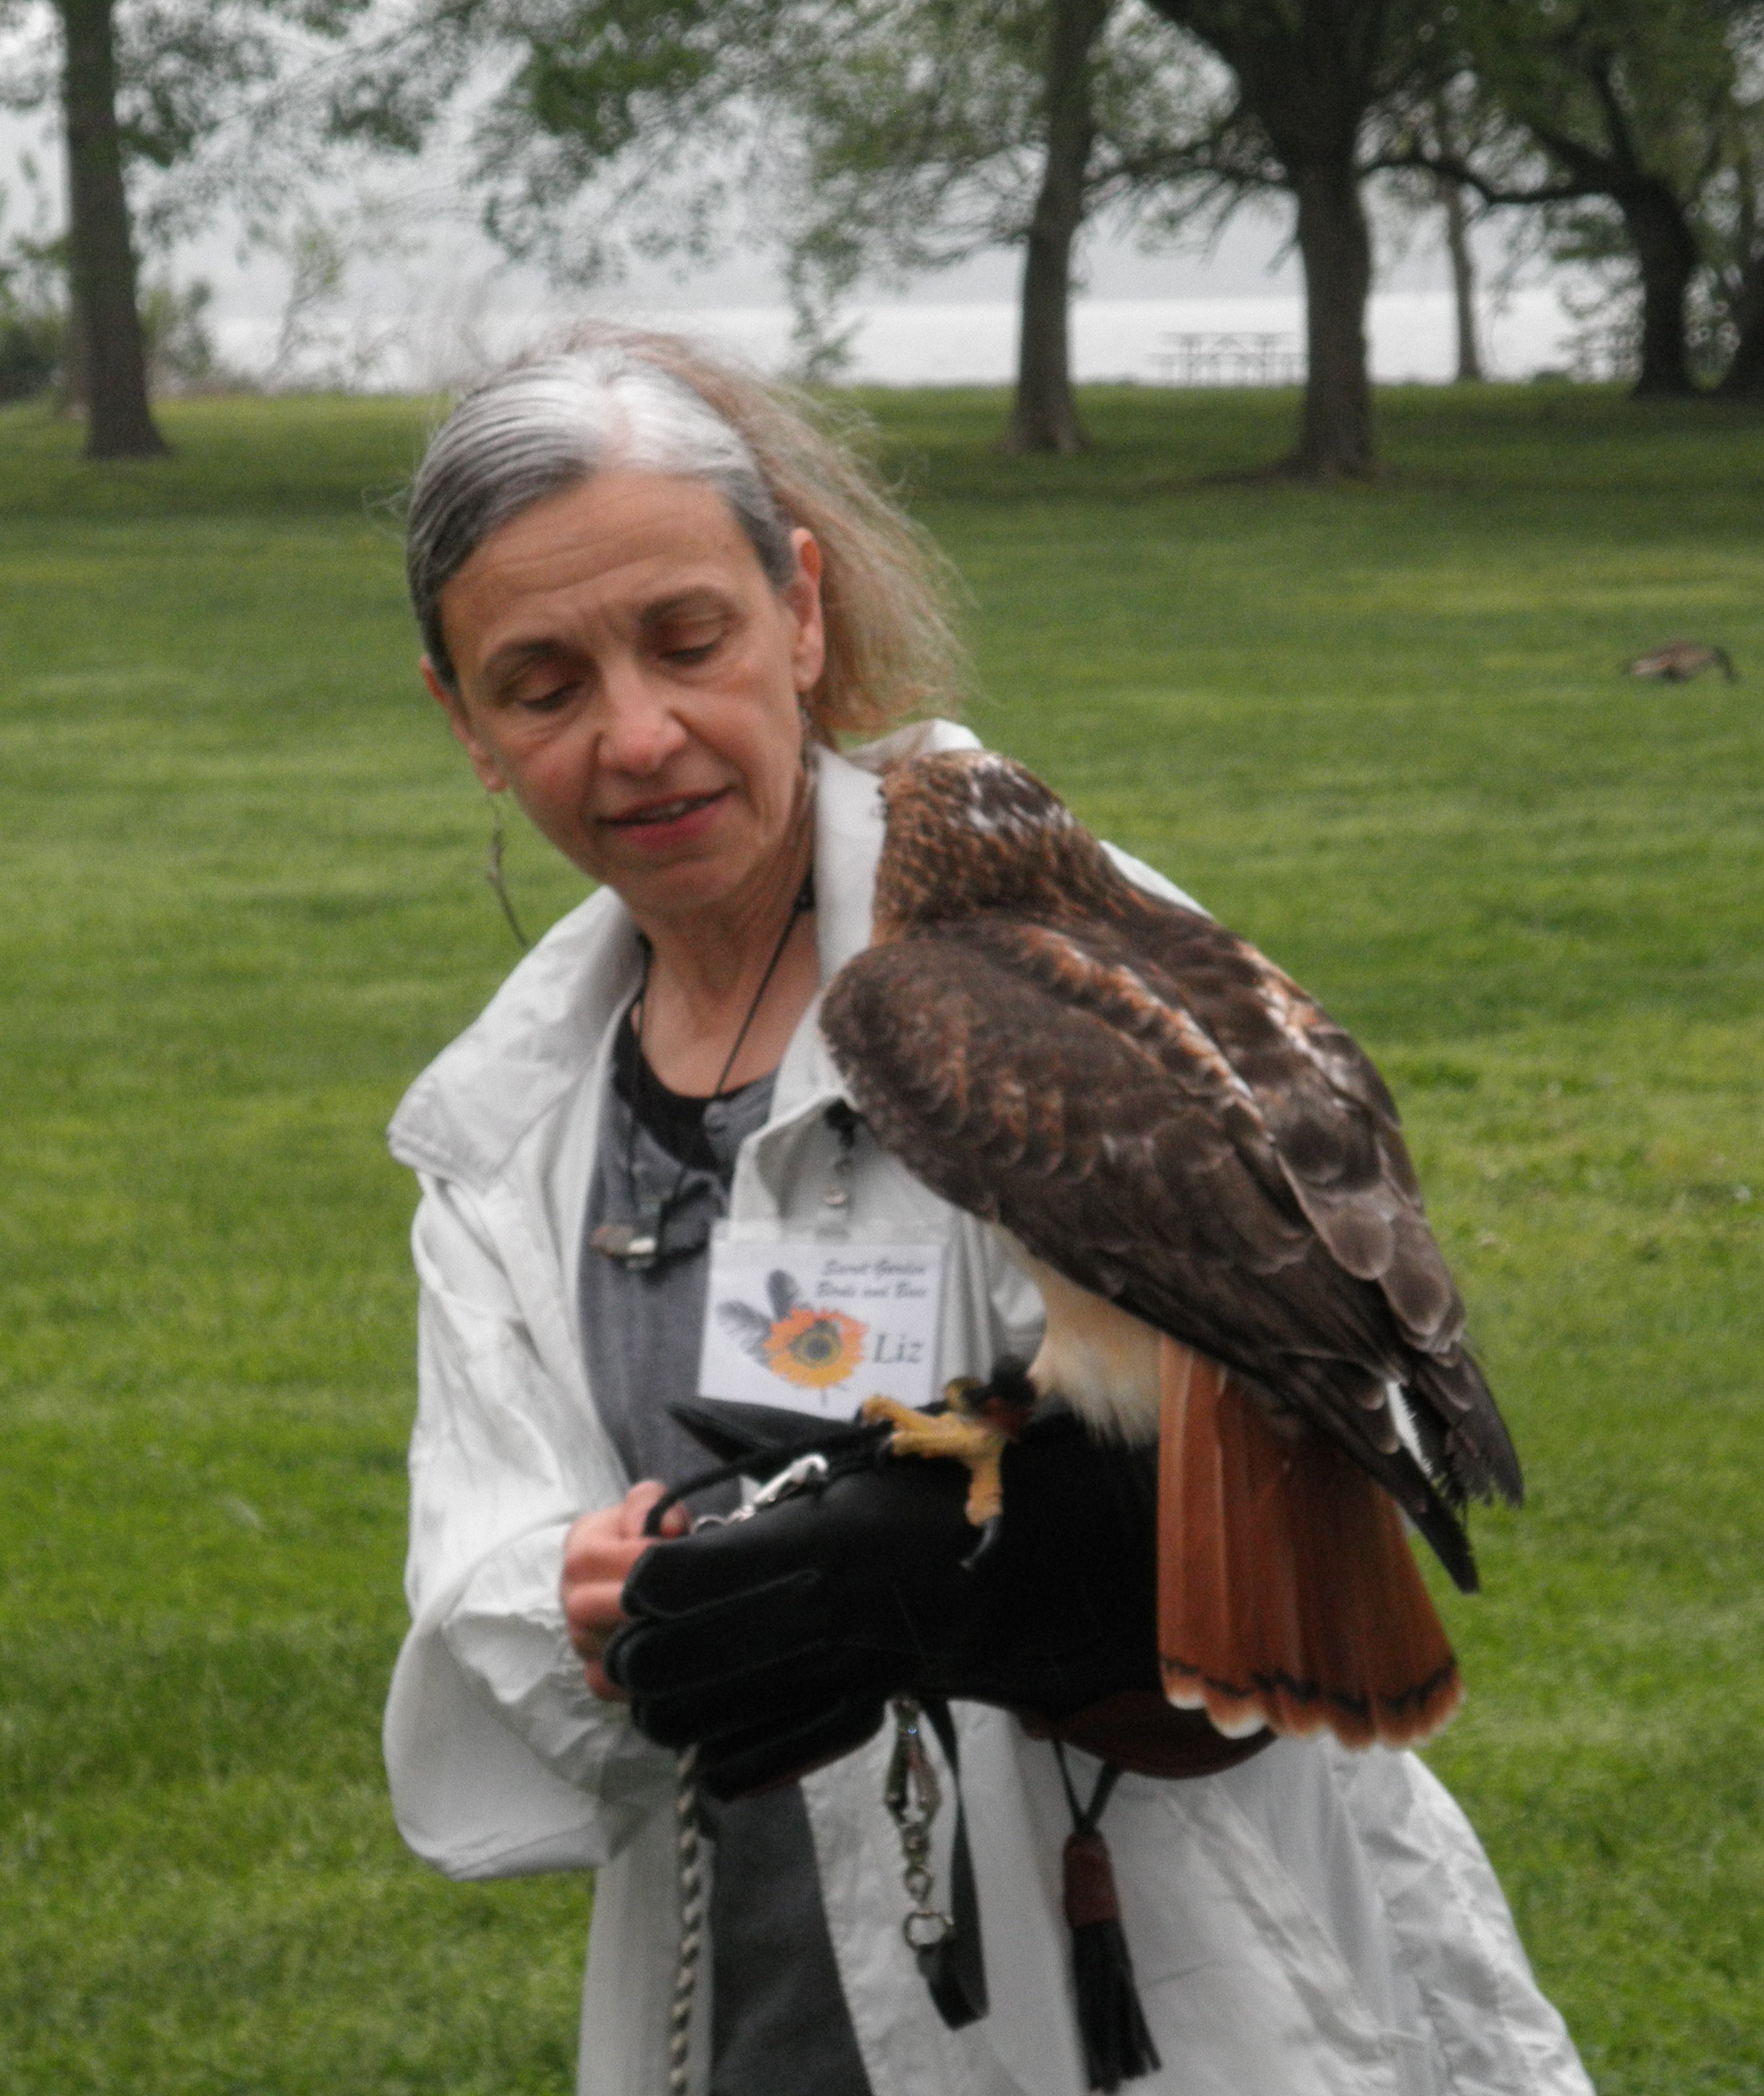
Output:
[{"xmin": 699, "ymin": 1229, "xmax": 947, "ymax": 1421}]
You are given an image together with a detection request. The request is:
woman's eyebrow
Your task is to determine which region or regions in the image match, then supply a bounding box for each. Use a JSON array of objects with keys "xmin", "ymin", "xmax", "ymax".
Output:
[{"xmin": 639, "ymin": 586, "xmax": 732, "ymax": 627}]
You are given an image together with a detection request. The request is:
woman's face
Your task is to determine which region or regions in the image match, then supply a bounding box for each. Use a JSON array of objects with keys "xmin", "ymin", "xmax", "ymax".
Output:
[{"xmin": 426, "ymin": 469, "xmax": 825, "ymax": 925}]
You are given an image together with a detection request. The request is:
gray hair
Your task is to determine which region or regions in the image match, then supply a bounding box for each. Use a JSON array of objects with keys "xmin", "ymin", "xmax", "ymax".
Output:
[
  {"xmin": 408, "ymin": 343, "xmax": 796, "ymax": 691},
  {"xmin": 405, "ymin": 323, "xmax": 969, "ymax": 741}
]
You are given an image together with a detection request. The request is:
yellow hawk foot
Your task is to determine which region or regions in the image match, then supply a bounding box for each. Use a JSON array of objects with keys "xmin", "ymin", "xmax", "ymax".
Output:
[{"xmin": 860, "ymin": 1393, "xmax": 1008, "ymax": 1527}]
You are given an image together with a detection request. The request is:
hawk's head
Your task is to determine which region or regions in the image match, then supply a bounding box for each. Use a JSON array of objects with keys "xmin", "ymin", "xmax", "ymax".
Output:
[{"xmin": 872, "ymin": 751, "xmax": 1119, "ymax": 937}]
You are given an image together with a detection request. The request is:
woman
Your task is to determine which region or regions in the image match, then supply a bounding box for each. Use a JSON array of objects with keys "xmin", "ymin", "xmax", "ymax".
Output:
[{"xmin": 385, "ymin": 327, "xmax": 1592, "ymax": 2096}]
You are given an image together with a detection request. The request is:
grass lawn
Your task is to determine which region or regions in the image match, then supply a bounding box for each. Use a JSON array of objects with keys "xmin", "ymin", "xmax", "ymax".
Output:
[{"xmin": 1, "ymin": 380, "xmax": 1760, "ymax": 2092}]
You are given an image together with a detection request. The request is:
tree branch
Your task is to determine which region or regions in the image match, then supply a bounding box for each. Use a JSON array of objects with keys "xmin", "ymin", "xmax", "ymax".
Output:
[{"xmin": 1369, "ymin": 144, "xmax": 1599, "ymax": 206}]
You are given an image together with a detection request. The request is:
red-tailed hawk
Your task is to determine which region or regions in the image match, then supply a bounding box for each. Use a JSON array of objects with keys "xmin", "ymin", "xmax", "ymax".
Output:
[{"xmin": 821, "ymin": 751, "xmax": 1522, "ymax": 1751}]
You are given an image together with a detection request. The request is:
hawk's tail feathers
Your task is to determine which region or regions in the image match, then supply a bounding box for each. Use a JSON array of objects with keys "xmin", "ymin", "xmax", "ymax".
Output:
[{"xmin": 1157, "ymin": 1339, "xmax": 1463, "ymax": 1752}]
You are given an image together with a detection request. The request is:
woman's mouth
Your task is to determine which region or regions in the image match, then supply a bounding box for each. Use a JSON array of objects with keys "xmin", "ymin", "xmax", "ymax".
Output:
[{"xmin": 602, "ymin": 788, "xmax": 729, "ymax": 847}]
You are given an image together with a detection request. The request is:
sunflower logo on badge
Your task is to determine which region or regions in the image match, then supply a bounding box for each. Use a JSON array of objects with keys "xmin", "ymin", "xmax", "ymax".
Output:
[
  {"xmin": 716, "ymin": 1269, "xmax": 868, "ymax": 1391},
  {"xmin": 762, "ymin": 1303, "xmax": 868, "ymax": 1388}
]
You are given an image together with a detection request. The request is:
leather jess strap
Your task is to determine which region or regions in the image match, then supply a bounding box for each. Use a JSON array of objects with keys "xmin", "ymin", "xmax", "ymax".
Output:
[{"xmin": 917, "ymin": 1697, "xmax": 988, "ymax": 2029}]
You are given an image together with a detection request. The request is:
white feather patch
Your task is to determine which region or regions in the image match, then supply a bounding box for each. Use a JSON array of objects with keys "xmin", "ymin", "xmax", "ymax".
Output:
[{"xmin": 998, "ymin": 1232, "xmax": 1162, "ymax": 1444}]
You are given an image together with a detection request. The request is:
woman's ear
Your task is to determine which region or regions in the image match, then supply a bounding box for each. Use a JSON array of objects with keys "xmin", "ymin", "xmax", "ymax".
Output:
[
  {"xmin": 783, "ymin": 530, "xmax": 827, "ymax": 695},
  {"xmin": 422, "ymin": 655, "xmax": 507, "ymax": 793}
]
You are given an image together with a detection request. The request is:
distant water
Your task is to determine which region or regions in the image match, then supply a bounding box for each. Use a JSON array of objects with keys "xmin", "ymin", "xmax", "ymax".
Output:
[
  {"xmin": 632, "ymin": 289, "xmax": 1577, "ymax": 388},
  {"xmin": 215, "ymin": 287, "xmax": 1578, "ymax": 392}
]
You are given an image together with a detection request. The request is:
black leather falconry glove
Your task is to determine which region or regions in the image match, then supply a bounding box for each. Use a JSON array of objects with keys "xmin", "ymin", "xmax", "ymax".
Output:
[{"xmin": 603, "ymin": 1401, "xmax": 1268, "ymax": 1801}]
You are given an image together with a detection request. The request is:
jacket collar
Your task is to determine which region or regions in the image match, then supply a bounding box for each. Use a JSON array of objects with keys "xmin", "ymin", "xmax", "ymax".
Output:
[{"xmin": 386, "ymin": 719, "xmax": 980, "ymax": 1192}]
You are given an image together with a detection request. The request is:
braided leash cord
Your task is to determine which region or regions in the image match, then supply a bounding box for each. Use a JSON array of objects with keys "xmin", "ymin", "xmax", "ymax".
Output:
[
  {"xmin": 668, "ymin": 1748, "xmax": 705, "ymax": 2096},
  {"xmin": 652, "ymin": 1456, "xmax": 838, "ymax": 2094}
]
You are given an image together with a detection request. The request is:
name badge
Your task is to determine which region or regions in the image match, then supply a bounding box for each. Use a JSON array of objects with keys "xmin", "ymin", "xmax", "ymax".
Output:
[{"xmin": 700, "ymin": 1225, "xmax": 947, "ymax": 1421}]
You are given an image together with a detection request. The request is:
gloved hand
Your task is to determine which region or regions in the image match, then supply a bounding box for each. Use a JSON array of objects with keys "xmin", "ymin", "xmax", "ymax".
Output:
[{"xmin": 603, "ymin": 1406, "xmax": 1267, "ymax": 1799}]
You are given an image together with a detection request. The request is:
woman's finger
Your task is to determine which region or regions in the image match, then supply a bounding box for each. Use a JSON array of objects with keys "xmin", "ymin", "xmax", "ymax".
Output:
[
  {"xmin": 584, "ymin": 1656, "xmax": 623, "ymax": 1702},
  {"xmin": 617, "ymin": 1480, "xmax": 670, "ymax": 1537}
]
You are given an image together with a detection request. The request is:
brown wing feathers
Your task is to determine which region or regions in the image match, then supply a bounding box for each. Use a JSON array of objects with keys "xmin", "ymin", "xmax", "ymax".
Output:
[{"xmin": 1111, "ymin": 899, "xmax": 1509, "ymax": 1437}]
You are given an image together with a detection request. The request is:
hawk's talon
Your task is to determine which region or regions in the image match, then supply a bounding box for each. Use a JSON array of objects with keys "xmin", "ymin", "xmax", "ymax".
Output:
[
  {"xmin": 961, "ymin": 1514, "xmax": 1004, "ymax": 1572},
  {"xmin": 860, "ymin": 1394, "xmax": 1008, "ymax": 1528}
]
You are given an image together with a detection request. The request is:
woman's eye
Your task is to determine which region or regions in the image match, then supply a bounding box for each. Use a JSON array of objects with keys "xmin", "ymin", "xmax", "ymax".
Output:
[
  {"xmin": 517, "ymin": 681, "xmax": 577, "ymax": 712},
  {"xmin": 657, "ymin": 623, "xmax": 725, "ymax": 665}
]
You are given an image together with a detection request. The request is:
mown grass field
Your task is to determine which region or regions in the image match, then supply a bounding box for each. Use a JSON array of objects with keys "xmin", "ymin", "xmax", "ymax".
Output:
[{"xmin": 1, "ymin": 380, "xmax": 1760, "ymax": 2092}]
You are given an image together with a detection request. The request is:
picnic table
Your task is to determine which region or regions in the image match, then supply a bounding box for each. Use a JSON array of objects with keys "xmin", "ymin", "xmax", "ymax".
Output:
[{"xmin": 1152, "ymin": 330, "xmax": 1306, "ymax": 386}]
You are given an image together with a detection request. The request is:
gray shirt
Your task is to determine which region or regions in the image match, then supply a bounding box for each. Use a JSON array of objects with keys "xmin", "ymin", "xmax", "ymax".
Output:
[{"xmin": 579, "ymin": 1006, "xmax": 872, "ymax": 2096}]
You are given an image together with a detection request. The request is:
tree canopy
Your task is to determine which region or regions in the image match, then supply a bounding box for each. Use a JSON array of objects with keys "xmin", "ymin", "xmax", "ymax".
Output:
[{"xmin": 18, "ymin": 0, "xmax": 1764, "ymax": 468}]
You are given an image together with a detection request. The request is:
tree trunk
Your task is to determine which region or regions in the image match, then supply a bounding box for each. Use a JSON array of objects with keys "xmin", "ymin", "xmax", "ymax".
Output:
[
  {"xmin": 58, "ymin": 0, "xmax": 166, "ymax": 458},
  {"xmin": 1441, "ymin": 177, "xmax": 1482, "ymax": 382},
  {"xmin": 1005, "ymin": 0, "xmax": 1109, "ymax": 455},
  {"xmin": 1620, "ymin": 179, "xmax": 1699, "ymax": 399},
  {"xmin": 56, "ymin": 152, "xmax": 88, "ymax": 418},
  {"xmin": 1288, "ymin": 160, "xmax": 1376, "ymax": 479},
  {"xmin": 1716, "ymin": 265, "xmax": 1764, "ymax": 396},
  {"xmin": 1139, "ymin": 0, "xmax": 1394, "ymax": 479}
]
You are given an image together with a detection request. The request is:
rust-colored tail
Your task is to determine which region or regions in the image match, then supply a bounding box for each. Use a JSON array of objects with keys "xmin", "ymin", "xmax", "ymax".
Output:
[{"xmin": 1157, "ymin": 1338, "xmax": 1462, "ymax": 1750}]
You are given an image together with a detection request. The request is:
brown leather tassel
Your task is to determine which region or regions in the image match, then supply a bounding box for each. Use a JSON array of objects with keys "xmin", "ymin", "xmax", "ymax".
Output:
[{"xmin": 1056, "ymin": 1749, "xmax": 1160, "ymax": 2091}]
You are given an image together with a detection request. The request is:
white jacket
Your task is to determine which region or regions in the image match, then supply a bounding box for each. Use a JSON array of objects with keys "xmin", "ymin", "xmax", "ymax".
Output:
[{"xmin": 385, "ymin": 723, "xmax": 1593, "ymax": 2096}]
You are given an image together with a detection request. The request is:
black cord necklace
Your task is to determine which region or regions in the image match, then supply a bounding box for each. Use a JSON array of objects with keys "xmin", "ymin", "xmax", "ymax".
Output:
[{"xmin": 590, "ymin": 868, "xmax": 815, "ymax": 1270}]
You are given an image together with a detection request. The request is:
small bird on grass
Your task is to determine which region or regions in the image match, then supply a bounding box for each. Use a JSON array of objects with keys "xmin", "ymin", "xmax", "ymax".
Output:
[
  {"xmin": 1625, "ymin": 641, "xmax": 1736, "ymax": 684},
  {"xmin": 826, "ymin": 752, "xmax": 1524, "ymax": 1752}
]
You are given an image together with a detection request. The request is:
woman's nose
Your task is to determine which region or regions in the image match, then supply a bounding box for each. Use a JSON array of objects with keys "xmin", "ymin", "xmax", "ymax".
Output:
[{"xmin": 597, "ymin": 663, "xmax": 688, "ymax": 775}]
